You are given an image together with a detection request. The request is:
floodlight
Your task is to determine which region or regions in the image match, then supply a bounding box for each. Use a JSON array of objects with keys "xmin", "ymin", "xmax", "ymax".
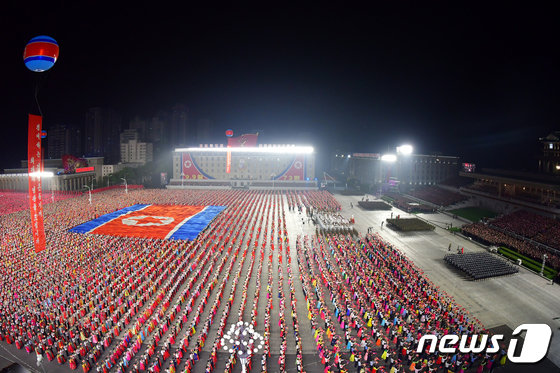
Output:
[
  {"xmin": 381, "ymin": 154, "xmax": 397, "ymax": 162},
  {"xmin": 397, "ymin": 145, "xmax": 413, "ymax": 155}
]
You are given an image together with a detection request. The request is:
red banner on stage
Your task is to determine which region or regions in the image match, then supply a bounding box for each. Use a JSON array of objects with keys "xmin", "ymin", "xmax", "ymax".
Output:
[
  {"xmin": 227, "ymin": 133, "xmax": 258, "ymax": 147},
  {"xmin": 277, "ymin": 155, "xmax": 305, "ymax": 181},
  {"xmin": 181, "ymin": 153, "xmax": 207, "ymax": 180},
  {"xmin": 28, "ymin": 114, "xmax": 46, "ymax": 253}
]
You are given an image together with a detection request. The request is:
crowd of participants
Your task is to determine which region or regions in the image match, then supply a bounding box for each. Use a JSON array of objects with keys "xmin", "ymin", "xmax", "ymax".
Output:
[
  {"xmin": 297, "ymin": 233, "xmax": 501, "ymax": 373},
  {"xmin": 410, "ymin": 187, "xmax": 468, "ymax": 207},
  {"xmin": 0, "ymin": 190, "xmax": 80, "ymax": 216},
  {"xmin": 0, "ymin": 189, "xmax": 338, "ymax": 373},
  {"xmin": 311, "ymin": 212, "xmax": 353, "ymax": 233},
  {"xmin": 0, "ymin": 186, "xmax": 506, "ymax": 372}
]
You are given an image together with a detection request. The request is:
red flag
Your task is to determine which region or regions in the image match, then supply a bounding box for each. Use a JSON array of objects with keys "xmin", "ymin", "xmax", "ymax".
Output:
[
  {"xmin": 226, "ymin": 146, "xmax": 231, "ymax": 174},
  {"xmin": 227, "ymin": 133, "xmax": 258, "ymax": 147},
  {"xmin": 28, "ymin": 114, "xmax": 46, "ymax": 253}
]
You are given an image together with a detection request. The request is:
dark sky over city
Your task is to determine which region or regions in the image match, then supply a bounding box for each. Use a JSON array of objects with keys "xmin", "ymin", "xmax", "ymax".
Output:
[{"xmin": 0, "ymin": 3, "xmax": 558, "ymax": 170}]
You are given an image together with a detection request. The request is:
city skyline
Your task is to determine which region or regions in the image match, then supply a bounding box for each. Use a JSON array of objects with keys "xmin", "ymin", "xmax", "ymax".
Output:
[{"xmin": 1, "ymin": 3, "xmax": 558, "ymax": 172}]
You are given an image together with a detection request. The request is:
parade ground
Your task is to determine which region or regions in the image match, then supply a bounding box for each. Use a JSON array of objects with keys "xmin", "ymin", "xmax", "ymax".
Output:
[{"xmin": 0, "ymin": 190, "xmax": 558, "ymax": 373}]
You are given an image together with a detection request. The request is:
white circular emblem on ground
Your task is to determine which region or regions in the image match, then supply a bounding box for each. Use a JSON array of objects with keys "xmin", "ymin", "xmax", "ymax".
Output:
[
  {"xmin": 184, "ymin": 160, "xmax": 192, "ymax": 168},
  {"xmin": 122, "ymin": 216, "xmax": 175, "ymax": 226},
  {"xmin": 294, "ymin": 161, "xmax": 302, "ymax": 169}
]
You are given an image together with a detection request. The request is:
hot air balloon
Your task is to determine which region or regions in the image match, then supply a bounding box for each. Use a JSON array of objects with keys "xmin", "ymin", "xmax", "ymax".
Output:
[{"xmin": 23, "ymin": 36, "xmax": 59, "ymax": 72}]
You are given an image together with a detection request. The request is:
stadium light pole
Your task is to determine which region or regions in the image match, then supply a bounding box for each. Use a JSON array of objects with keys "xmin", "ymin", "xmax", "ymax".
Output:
[
  {"xmin": 381, "ymin": 154, "xmax": 397, "ymax": 188},
  {"xmin": 396, "ymin": 145, "xmax": 413, "ymax": 186},
  {"xmin": 84, "ymin": 185, "xmax": 91, "ymax": 204},
  {"xmin": 396, "ymin": 144, "xmax": 413, "ymax": 156},
  {"xmin": 121, "ymin": 178, "xmax": 128, "ymax": 194}
]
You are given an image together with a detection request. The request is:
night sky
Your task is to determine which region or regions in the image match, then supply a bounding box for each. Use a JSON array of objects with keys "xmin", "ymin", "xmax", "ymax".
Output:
[{"xmin": 1, "ymin": 3, "xmax": 558, "ymax": 171}]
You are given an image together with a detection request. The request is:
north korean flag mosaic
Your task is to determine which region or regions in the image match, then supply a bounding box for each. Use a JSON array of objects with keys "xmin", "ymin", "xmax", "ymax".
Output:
[{"xmin": 69, "ymin": 204, "xmax": 225, "ymax": 240}]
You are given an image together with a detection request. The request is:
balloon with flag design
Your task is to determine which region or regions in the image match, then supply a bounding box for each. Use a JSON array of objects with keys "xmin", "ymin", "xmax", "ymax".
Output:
[
  {"xmin": 225, "ymin": 129, "xmax": 234, "ymax": 137},
  {"xmin": 23, "ymin": 35, "xmax": 59, "ymax": 72}
]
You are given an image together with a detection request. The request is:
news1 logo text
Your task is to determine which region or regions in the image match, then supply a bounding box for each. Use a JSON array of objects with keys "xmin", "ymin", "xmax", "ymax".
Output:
[{"xmin": 417, "ymin": 324, "xmax": 552, "ymax": 363}]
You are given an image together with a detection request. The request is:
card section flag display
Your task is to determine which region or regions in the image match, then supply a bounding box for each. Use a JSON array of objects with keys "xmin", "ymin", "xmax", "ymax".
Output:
[
  {"xmin": 69, "ymin": 204, "xmax": 225, "ymax": 240},
  {"xmin": 28, "ymin": 114, "xmax": 46, "ymax": 253}
]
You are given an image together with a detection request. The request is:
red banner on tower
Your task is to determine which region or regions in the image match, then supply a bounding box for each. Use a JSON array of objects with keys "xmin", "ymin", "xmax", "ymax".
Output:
[
  {"xmin": 227, "ymin": 133, "xmax": 258, "ymax": 147},
  {"xmin": 181, "ymin": 153, "xmax": 208, "ymax": 180},
  {"xmin": 226, "ymin": 146, "xmax": 231, "ymax": 174},
  {"xmin": 28, "ymin": 114, "xmax": 46, "ymax": 253}
]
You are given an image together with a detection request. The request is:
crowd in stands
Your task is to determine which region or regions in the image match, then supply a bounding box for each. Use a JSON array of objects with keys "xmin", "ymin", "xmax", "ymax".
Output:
[
  {"xmin": 0, "ymin": 186, "xmax": 509, "ymax": 372},
  {"xmin": 439, "ymin": 177, "xmax": 473, "ymax": 189},
  {"xmin": 410, "ymin": 186, "xmax": 468, "ymax": 207},
  {"xmin": 464, "ymin": 183, "xmax": 498, "ymax": 196},
  {"xmin": 490, "ymin": 210, "xmax": 560, "ymax": 250},
  {"xmin": 464, "ymin": 183, "xmax": 560, "ymax": 209},
  {"xmin": 492, "ymin": 210, "xmax": 553, "ymax": 239},
  {"xmin": 462, "ymin": 223, "xmax": 560, "ymax": 270}
]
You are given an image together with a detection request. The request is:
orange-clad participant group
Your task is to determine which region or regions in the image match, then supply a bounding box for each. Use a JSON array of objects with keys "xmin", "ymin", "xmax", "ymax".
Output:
[{"xmin": 0, "ymin": 188, "xmax": 499, "ymax": 373}]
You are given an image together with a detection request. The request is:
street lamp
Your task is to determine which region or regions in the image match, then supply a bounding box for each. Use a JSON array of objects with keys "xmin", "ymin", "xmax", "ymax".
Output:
[
  {"xmin": 541, "ymin": 254, "xmax": 548, "ymax": 276},
  {"xmin": 221, "ymin": 321, "xmax": 264, "ymax": 373},
  {"xmin": 84, "ymin": 185, "xmax": 92, "ymax": 204},
  {"xmin": 121, "ymin": 178, "xmax": 128, "ymax": 194}
]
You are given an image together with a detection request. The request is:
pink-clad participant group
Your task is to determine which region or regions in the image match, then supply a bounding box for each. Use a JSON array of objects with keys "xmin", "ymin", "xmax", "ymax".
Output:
[{"xmin": 0, "ymin": 188, "xmax": 498, "ymax": 372}]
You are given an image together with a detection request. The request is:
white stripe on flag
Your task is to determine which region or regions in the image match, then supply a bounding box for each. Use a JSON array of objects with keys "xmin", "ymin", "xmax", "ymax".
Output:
[
  {"xmin": 87, "ymin": 205, "xmax": 151, "ymax": 233},
  {"xmin": 164, "ymin": 206, "xmax": 209, "ymax": 240}
]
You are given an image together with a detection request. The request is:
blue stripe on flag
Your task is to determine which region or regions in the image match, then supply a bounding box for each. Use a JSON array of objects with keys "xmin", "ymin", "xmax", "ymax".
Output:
[
  {"xmin": 69, "ymin": 204, "xmax": 150, "ymax": 234},
  {"xmin": 168, "ymin": 205, "xmax": 225, "ymax": 240}
]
